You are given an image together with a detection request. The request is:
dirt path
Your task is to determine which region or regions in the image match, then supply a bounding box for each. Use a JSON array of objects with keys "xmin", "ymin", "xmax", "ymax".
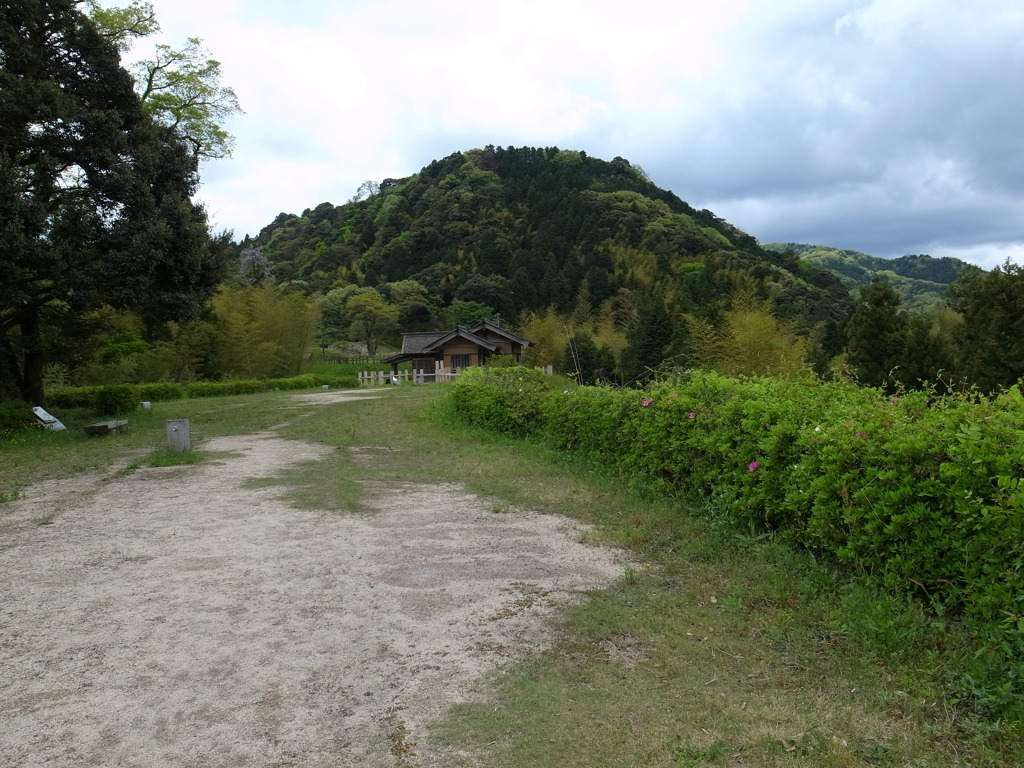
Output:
[{"xmin": 0, "ymin": 394, "xmax": 625, "ymax": 767}]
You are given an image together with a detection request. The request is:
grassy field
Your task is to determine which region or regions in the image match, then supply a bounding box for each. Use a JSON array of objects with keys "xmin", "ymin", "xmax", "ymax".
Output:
[{"xmin": 1, "ymin": 384, "xmax": 1018, "ymax": 766}]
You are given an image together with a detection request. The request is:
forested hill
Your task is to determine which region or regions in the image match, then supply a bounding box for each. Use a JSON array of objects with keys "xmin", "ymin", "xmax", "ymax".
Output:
[
  {"xmin": 246, "ymin": 146, "xmax": 853, "ymax": 338},
  {"xmin": 763, "ymin": 243, "xmax": 971, "ymax": 313}
]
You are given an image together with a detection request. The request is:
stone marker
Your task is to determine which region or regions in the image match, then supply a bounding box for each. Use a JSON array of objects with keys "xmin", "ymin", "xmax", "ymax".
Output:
[{"xmin": 166, "ymin": 419, "xmax": 190, "ymax": 453}]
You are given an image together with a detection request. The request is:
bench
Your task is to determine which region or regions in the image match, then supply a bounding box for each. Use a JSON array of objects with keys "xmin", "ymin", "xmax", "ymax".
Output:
[{"xmin": 83, "ymin": 420, "xmax": 129, "ymax": 436}]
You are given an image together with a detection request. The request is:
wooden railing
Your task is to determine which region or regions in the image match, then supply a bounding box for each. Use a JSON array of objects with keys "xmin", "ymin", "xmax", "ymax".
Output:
[{"xmin": 357, "ymin": 365, "xmax": 554, "ymax": 387}]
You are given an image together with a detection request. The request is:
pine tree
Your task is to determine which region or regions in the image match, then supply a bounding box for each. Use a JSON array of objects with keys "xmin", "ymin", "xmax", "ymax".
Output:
[{"xmin": 845, "ymin": 277, "xmax": 904, "ymax": 389}]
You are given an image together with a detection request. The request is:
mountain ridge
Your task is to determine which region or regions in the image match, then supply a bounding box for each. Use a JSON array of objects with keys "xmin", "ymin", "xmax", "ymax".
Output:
[{"xmin": 762, "ymin": 242, "xmax": 971, "ymax": 312}]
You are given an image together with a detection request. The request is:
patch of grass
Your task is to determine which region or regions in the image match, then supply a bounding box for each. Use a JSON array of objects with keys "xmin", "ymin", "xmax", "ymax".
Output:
[{"xmin": 145, "ymin": 449, "xmax": 202, "ymax": 467}]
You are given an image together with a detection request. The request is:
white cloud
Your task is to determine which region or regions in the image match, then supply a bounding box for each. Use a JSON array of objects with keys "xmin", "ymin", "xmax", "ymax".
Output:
[{"xmin": 126, "ymin": 0, "xmax": 1024, "ymax": 267}]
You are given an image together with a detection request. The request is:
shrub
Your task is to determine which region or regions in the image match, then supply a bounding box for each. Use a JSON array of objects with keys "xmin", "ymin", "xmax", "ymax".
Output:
[
  {"xmin": 185, "ymin": 376, "xmax": 330, "ymax": 398},
  {"xmin": 138, "ymin": 382, "xmax": 185, "ymax": 401},
  {"xmin": 94, "ymin": 384, "xmax": 140, "ymax": 416},
  {"xmin": 185, "ymin": 381, "xmax": 226, "ymax": 398},
  {"xmin": 47, "ymin": 385, "xmax": 100, "ymax": 410},
  {"xmin": 312, "ymin": 374, "xmax": 359, "ymax": 389},
  {"xmin": 265, "ymin": 375, "xmax": 317, "ymax": 391},
  {"xmin": 449, "ymin": 365, "xmax": 553, "ymax": 436},
  {"xmin": 485, "ymin": 355, "xmax": 521, "ymax": 368},
  {"xmin": 0, "ymin": 400, "xmax": 34, "ymax": 431}
]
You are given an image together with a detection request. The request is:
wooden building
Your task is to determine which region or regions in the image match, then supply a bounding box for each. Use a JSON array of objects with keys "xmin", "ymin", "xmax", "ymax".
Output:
[{"xmin": 381, "ymin": 320, "xmax": 532, "ymax": 376}]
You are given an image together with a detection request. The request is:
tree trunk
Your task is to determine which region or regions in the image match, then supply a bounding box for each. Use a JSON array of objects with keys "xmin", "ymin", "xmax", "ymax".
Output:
[
  {"xmin": 20, "ymin": 313, "xmax": 46, "ymax": 406},
  {"xmin": 0, "ymin": 335, "xmax": 25, "ymax": 403}
]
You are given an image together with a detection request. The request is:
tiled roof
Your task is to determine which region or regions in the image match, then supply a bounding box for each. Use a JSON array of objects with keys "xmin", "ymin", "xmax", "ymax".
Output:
[
  {"xmin": 399, "ymin": 332, "xmax": 448, "ymax": 355},
  {"xmin": 468, "ymin": 319, "xmax": 532, "ymax": 346},
  {"xmin": 421, "ymin": 327, "xmax": 498, "ymax": 353}
]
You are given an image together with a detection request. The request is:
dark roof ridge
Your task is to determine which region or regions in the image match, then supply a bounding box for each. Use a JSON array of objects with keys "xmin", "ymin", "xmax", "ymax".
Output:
[{"xmin": 468, "ymin": 319, "xmax": 532, "ymax": 346}]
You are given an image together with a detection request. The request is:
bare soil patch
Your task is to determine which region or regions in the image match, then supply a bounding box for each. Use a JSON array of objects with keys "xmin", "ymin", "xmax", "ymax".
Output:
[{"xmin": 0, "ymin": 397, "xmax": 625, "ymax": 767}]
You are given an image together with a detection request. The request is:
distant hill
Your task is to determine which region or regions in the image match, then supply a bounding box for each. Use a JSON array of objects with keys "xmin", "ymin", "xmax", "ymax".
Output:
[
  {"xmin": 245, "ymin": 146, "xmax": 854, "ymax": 337},
  {"xmin": 763, "ymin": 243, "xmax": 971, "ymax": 313}
]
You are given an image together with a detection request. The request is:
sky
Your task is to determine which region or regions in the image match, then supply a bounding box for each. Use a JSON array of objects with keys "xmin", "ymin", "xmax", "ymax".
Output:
[{"xmin": 127, "ymin": 0, "xmax": 1024, "ymax": 269}]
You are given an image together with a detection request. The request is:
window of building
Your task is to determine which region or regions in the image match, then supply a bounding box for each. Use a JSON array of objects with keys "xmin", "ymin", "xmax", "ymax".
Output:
[{"xmin": 451, "ymin": 354, "xmax": 471, "ymax": 369}]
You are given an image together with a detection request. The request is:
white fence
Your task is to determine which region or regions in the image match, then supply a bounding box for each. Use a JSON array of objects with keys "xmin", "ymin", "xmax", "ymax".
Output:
[
  {"xmin": 357, "ymin": 369, "xmax": 455, "ymax": 386},
  {"xmin": 358, "ymin": 365, "xmax": 554, "ymax": 387}
]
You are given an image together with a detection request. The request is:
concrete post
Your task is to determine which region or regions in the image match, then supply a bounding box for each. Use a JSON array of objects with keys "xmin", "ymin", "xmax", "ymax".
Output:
[{"xmin": 166, "ymin": 419, "xmax": 190, "ymax": 454}]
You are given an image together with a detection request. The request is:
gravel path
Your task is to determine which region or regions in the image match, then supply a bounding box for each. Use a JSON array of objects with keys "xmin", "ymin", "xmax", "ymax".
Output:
[{"xmin": 0, "ymin": 396, "xmax": 625, "ymax": 767}]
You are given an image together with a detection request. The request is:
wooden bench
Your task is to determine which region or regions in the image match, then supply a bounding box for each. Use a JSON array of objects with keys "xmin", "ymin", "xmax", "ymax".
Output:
[{"xmin": 83, "ymin": 420, "xmax": 129, "ymax": 436}]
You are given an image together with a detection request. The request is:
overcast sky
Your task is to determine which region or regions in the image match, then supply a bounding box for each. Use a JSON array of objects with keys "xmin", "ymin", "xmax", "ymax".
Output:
[{"xmin": 128, "ymin": 0, "xmax": 1024, "ymax": 269}]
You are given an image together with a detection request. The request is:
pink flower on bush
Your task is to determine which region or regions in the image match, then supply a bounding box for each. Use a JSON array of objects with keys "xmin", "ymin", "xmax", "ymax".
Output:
[
  {"xmin": 688, "ymin": 412, "xmax": 696, "ymax": 419},
  {"xmin": 642, "ymin": 398, "xmax": 652, "ymax": 407},
  {"xmin": 670, "ymin": 393, "xmax": 679, "ymax": 399},
  {"xmin": 748, "ymin": 461, "xmax": 759, "ymax": 472}
]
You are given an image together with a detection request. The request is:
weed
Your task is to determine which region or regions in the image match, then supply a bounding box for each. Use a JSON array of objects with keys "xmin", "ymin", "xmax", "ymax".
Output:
[{"xmin": 671, "ymin": 740, "xmax": 729, "ymax": 765}]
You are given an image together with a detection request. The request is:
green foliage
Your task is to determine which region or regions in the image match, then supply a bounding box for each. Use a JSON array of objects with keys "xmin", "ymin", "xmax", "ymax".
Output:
[
  {"xmin": 211, "ymin": 283, "xmax": 319, "ymax": 378},
  {"xmin": 87, "ymin": 1, "xmax": 242, "ymax": 160},
  {"xmin": 47, "ymin": 386, "xmax": 102, "ymax": 410},
  {"xmin": 446, "ymin": 368, "xmax": 1024, "ymax": 722},
  {"xmin": 50, "ymin": 382, "xmax": 188, "ymax": 409},
  {"xmin": 344, "ymin": 290, "xmax": 398, "ymax": 356},
  {"xmin": 484, "ymin": 355, "xmax": 521, "ymax": 368},
  {"xmin": 94, "ymin": 384, "xmax": 141, "ymax": 416},
  {"xmin": 562, "ymin": 332, "xmax": 616, "ymax": 385},
  {"xmin": 765, "ymin": 243, "xmax": 969, "ymax": 313},
  {"xmin": 145, "ymin": 448, "xmax": 202, "ymax": 467},
  {"xmin": 48, "ymin": 374, "xmax": 352, "ymax": 409},
  {"xmin": 311, "ymin": 374, "xmax": 359, "ymax": 389},
  {"xmin": 0, "ymin": 400, "xmax": 33, "ymax": 431},
  {"xmin": 138, "ymin": 382, "xmax": 186, "ymax": 401},
  {"xmin": 685, "ymin": 287, "xmax": 813, "ymax": 380},
  {"xmin": 185, "ymin": 376, "xmax": 320, "ymax": 398},
  {"xmin": 950, "ymin": 260, "xmax": 1024, "ymax": 393},
  {"xmin": 243, "ymin": 147, "xmax": 849, "ymax": 384},
  {"xmin": 448, "ymin": 365, "xmax": 555, "ymax": 436},
  {"xmin": 620, "ymin": 291, "xmax": 674, "ymax": 384},
  {"xmin": 1, "ymin": 1, "xmax": 226, "ymax": 404},
  {"xmin": 846, "ymin": 277, "xmax": 904, "ymax": 389}
]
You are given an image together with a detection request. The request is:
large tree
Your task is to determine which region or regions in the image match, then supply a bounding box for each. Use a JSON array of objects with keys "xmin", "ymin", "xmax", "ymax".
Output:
[
  {"xmin": 845, "ymin": 277, "xmax": 904, "ymax": 389},
  {"xmin": 0, "ymin": 0, "xmax": 227, "ymax": 403},
  {"xmin": 949, "ymin": 260, "xmax": 1024, "ymax": 392},
  {"xmin": 86, "ymin": 0, "xmax": 242, "ymax": 160}
]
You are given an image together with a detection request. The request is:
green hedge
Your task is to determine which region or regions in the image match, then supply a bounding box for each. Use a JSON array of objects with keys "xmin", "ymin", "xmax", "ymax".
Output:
[
  {"xmin": 94, "ymin": 384, "xmax": 140, "ymax": 416},
  {"xmin": 47, "ymin": 385, "xmax": 101, "ymax": 409},
  {"xmin": 46, "ymin": 374, "xmax": 358, "ymax": 409},
  {"xmin": 138, "ymin": 382, "xmax": 185, "ymax": 401},
  {"xmin": 448, "ymin": 368, "xmax": 1024, "ymax": 719}
]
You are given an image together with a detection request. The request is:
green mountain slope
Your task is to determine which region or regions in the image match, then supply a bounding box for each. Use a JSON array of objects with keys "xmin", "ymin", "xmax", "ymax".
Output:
[
  {"xmin": 248, "ymin": 147, "xmax": 853, "ymax": 336},
  {"xmin": 763, "ymin": 243, "xmax": 970, "ymax": 313}
]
